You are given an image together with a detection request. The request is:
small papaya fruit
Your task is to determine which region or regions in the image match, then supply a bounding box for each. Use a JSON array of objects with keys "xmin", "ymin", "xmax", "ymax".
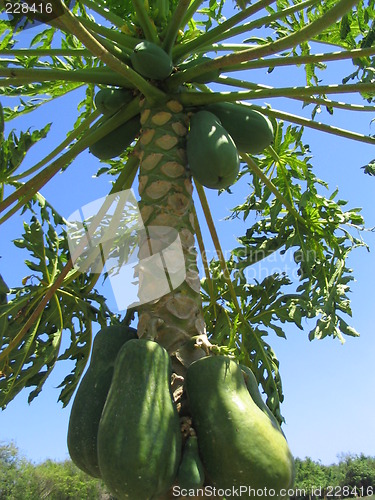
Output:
[
  {"xmin": 186, "ymin": 110, "xmax": 240, "ymax": 190},
  {"xmin": 67, "ymin": 325, "xmax": 137, "ymax": 478},
  {"xmin": 89, "ymin": 115, "xmax": 140, "ymax": 160},
  {"xmin": 131, "ymin": 40, "xmax": 173, "ymax": 80},
  {"xmin": 94, "ymin": 88, "xmax": 133, "ymax": 116},
  {"xmin": 178, "ymin": 56, "xmax": 220, "ymax": 84},
  {"xmin": 177, "ymin": 435, "xmax": 205, "ymax": 490}
]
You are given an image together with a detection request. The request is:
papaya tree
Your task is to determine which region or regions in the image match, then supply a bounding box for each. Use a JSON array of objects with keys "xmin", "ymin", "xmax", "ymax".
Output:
[{"xmin": 0, "ymin": 0, "xmax": 374, "ymax": 497}]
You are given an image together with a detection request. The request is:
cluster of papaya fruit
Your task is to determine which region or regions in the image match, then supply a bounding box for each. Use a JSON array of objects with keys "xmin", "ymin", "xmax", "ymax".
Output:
[
  {"xmin": 89, "ymin": 40, "xmax": 274, "ymax": 178},
  {"xmin": 67, "ymin": 326, "xmax": 294, "ymax": 499},
  {"xmin": 186, "ymin": 104, "xmax": 274, "ymax": 190}
]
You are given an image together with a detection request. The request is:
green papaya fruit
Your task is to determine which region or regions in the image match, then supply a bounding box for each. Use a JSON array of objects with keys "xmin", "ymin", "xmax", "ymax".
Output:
[
  {"xmin": 177, "ymin": 435, "xmax": 205, "ymax": 490},
  {"xmin": 186, "ymin": 355, "xmax": 294, "ymax": 496},
  {"xmin": 204, "ymin": 102, "xmax": 274, "ymax": 154},
  {"xmin": 239, "ymin": 364, "xmax": 282, "ymax": 432},
  {"xmin": 67, "ymin": 325, "xmax": 137, "ymax": 478},
  {"xmin": 94, "ymin": 88, "xmax": 133, "ymax": 116},
  {"xmin": 186, "ymin": 110, "xmax": 240, "ymax": 190},
  {"xmin": 89, "ymin": 115, "xmax": 140, "ymax": 160},
  {"xmin": 97, "ymin": 339, "xmax": 182, "ymax": 500},
  {"xmin": 178, "ymin": 57, "xmax": 220, "ymax": 84},
  {"xmin": 131, "ymin": 40, "xmax": 173, "ymax": 80}
]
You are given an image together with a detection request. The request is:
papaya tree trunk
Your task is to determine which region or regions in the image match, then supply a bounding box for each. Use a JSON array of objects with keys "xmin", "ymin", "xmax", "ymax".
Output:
[{"xmin": 136, "ymin": 97, "xmax": 206, "ymax": 374}]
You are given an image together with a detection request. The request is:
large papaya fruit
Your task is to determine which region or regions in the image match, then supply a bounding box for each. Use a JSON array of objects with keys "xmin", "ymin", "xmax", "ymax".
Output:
[
  {"xmin": 131, "ymin": 40, "xmax": 173, "ymax": 80},
  {"xmin": 205, "ymin": 102, "xmax": 274, "ymax": 154},
  {"xmin": 97, "ymin": 339, "xmax": 182, "ymax": 500},
  {"xmin": 67, "ymin": 325, "xmax": 137, "ymax": 478},
  {"xmin": 94, "ymin": 87, "xmax": 133, "ymax": 116},
  {"xmin": 89, "ymin": 115, "xmax": 140, "ymax": 160},
  {"xmin": 186, "ymin": 355, "xmax": 295, "ymax": 496},
  {"xmin": 186, "ymin": 110, "xmax": 240, "ymax": 190}
]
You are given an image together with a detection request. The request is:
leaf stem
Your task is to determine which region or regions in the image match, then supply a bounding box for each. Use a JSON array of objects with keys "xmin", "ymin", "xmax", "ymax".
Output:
[
  {"xmin": 0, "ymin": 48, "xmax": 91, "ymax": 57},
  {"xmin": 173, "ymin": 0, "xmax": 276, "ymax": 60},
  {"xmin": 170, "ymin": 0, "xmax": 360, "ymax": 84},
  {"xmin": 176, "ymin": 81, "xmax": 375, "ymax": 104},
  {"xmin": 162, "ymin": 0, "xmax": 190, "ymax": 55},
  {"xmin": 0, "ymin": 98, "xmax": 140, "ymax": 218},
  {"xmin": 10, "ymin": 109, "xmax": 101, "ymax": 182},
  {"xmin": 226, "ymin": 46, "xmax": 375, "ymax": 71},
  {"xmin": 241, "ymin": 153, "xmax": 306, "ymax": 227},
  {"xmin": 0, "ymin": 67, "xmax": 133, "ymax": 88},
  {"xmin": 80, "ymin": 0, "xmax": 130, "ymax": 29},
  {"xmin": 77, "ymin": 15, "xmax": 140, "ymax": 51},
  {"xmin": 180, "ymin": 0, "xmax": 205, "ymax": 29},
  {"xmin": 246, "ymin": 103, "xmax": 375, "ymax": 146},
  {"xmin": 221, "ymin": 0, "xmax": 321, "ymax": 42},
  {"xmin": 218, "ymin": 75, "xmax": 375, "ymax": 112},
  {"xmin": 194, "ymin": 181, "xmax": 242, "ymax": 318},
  {"xmin": 131, "ymin": 0, "xmax": 159, "ymax": 44}
]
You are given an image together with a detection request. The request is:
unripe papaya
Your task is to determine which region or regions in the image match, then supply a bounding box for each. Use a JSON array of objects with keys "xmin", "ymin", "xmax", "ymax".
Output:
[
  {"xmin": 131, "ymin": 40, "xmax": 173, "ymax": 80},
  {"xmin": 205, "ymin": 102, "xmax": 274, "ymax": 154},
  {"xmin": 94, "ymin": 88, "xmax": 133, "ymax": 116},
  {"xmin": 186, "ymin": 356, "xmax": 295, "ymax": 495},
  {"xmin": 186, "ymin": 110, "xmax": 240, "ymax": 190},
  {"xmin": 178, "ymin": 56, "xmax": 220, "ymax": 84},
  {"xmin": 89, "ymin": 115, "xmax": 140, "ymax": 160},
  {"xmin": 67, "ymin": 325, "xmax": 137, "ymax": 478},
  {"xmin": 97, "ymin": 339, "xmax": 181, "ymax": 500},
  {"xmin": 177, "ymin": 435, "xmax": 205, "ymax": 490}
]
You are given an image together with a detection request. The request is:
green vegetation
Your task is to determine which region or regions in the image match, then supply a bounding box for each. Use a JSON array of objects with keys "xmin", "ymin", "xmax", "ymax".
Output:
[
  {"xmin": 0, "ymin": 443, "xmax": 112, "ymax": 499},
  {"xmin": 292, "ymin": 455, "xmax": 375, "ymax": 498}
]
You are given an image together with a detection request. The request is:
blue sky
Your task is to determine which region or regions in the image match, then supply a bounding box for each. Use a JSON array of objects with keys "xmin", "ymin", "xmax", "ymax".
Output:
[{"xmin": 1, "ymin": 4, "xmax": 375, "ymax": 467}]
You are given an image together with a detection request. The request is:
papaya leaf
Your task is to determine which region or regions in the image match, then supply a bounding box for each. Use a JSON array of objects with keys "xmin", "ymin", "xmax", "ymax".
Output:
[
  {"xmin": 361, "ymin": 158, "xmax": 375, "ymax": 176},
  {"xmin": 0, "ymin": 201, "xmax": 112, "ymax": 408},
  {"xmin": 0, "ymin": 124, "xmax": 51, "ymax": 182}
]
